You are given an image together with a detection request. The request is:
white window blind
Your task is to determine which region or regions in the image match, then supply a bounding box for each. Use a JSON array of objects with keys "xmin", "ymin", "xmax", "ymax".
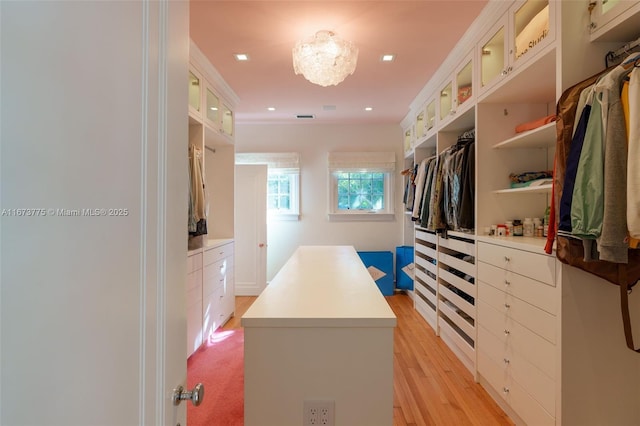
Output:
[
  {"xmin": 235, "ymin": 152, "xmax": 300, "ymax": 173},
  {"xmin": 328, "ymin": 151, "xmax": 395, "ymax": 173}
]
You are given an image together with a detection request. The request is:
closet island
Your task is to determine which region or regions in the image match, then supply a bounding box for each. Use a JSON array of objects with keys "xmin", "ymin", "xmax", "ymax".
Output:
[{"xmin": 242, "ymin": 245, "xmax": 397, "ymax": 426}]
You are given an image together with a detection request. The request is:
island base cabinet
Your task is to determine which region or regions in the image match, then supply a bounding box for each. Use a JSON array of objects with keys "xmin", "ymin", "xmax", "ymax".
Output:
[{"xmin": 244, "ymin": 326, "xmax": 394, "ymax": 426}]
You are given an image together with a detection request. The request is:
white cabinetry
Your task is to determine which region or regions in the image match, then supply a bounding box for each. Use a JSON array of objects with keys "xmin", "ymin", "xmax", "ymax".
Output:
[
  {"xmin": 477, "ymin": 239, "xmax": 557, "ymax": 425},
  {"xmin": 187, "ymin": 250, "xmax": 204, "ymax": 357},
  {"xmin": 437, "ymin": 232, "xmax": 476, "ymax": 373},
  {"xmin": 202, "ymin": 240, "xmax": 235, "ymax": 338},
  {"xmin": 438, "ymin": 51, "xmax": 475, "ymax": 128},
  {"xmin": 414, "ymin": 228, "xmax": 438, "ymax": 329},
  {"xmin": 477, "ymin": 0, "xmax": 555, "ymax": 99},
  {"xmin": 588, "ymin": 0, "xmax": 640, "ymax": 42},
  {"xmin": 402, "ymin": 0, "xmax": 640, "ymax": 424}
]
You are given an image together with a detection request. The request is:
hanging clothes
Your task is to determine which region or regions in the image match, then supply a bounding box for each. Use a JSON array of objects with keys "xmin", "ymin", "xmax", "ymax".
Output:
[
  {"xmin": 628, "ymin": 67, "xmax": 640, "ymax": 240},
  {"xmin": 549, "ymin": 54, "xmax": 640, "ymax": 263},
  {"xmin": 189, "ymin": 145, "xmax": 207, "ymax": 237}
]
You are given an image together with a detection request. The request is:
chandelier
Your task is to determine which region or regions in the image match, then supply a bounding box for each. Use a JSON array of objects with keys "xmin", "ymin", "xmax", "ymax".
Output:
[{"xmin": 292, "ymin": 30, "xmax": 359, "ymax": 87}]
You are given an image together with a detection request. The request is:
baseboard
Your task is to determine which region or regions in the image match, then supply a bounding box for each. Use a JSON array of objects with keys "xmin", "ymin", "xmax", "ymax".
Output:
[{"xmin": 235, "ymin": 281, "xmax": 263, "ymax": 296}]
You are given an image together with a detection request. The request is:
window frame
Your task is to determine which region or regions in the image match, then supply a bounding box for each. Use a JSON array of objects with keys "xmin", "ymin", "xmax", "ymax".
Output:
[
  {"xmin": 327, "ymin": 152, "xmax": 396, "ymax": 222},
  {"xmin": 235, "ymin": 152, "xmax": 301, "ymax": 221}
]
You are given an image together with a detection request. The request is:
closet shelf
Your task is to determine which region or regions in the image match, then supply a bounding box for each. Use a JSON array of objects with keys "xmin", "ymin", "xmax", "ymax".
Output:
[
  {"xmin": 492, "ymin": 122, "xmax": 556, "ymax": 149},
  {"xmin": 493, "ymin": 184, "xmax": 552, "ymax": 194}
]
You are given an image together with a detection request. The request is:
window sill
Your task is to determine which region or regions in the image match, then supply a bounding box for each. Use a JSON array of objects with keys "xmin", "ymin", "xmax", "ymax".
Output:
[
  {"xmin": 327, "ymin": 213, "xmax": 395, "ymax": 222},
  {"xmin": 268, "ymin": 213, "xmax": 300, "ymax": 221}
]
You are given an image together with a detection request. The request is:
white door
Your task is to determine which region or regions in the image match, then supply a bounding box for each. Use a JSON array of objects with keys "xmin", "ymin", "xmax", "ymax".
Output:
[
  {"xmin": 0, "ymin": 2, "xmax": 193, "ymax": 425},
  {"xmin": 234, "ymin": 165, "xmax": 268, "ymax": 295}
]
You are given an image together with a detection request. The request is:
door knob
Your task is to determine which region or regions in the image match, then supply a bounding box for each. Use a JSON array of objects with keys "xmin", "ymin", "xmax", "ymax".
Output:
[
  {"xmin": 172, "ymin": 383, "xmax": 204, "ymax": 406},
  {"xmin": 259, "ymin": 243, "xmax": 266, "ymax": 248}
]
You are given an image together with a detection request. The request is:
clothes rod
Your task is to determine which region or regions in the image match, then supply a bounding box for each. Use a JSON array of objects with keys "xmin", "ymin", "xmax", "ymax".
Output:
[{"xmin": 606, "ymin": 35, "xmax": 640, "ymax": 67}]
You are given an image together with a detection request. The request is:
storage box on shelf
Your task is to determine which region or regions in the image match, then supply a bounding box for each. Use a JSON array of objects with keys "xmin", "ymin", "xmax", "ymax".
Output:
[{"xmin": 476, "ymin": 238, "xmax": 557, "ymax": 426}]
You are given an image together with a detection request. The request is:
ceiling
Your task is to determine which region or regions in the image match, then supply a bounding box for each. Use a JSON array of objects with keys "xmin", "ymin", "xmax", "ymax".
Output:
[{"xmin": 190, "ymin": 1, "xmax": 488, "ymax": 125}]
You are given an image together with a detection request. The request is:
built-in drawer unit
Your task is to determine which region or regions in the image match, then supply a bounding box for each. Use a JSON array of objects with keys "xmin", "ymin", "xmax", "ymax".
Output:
[
  {"xmin": 414, "ymin": 227, "xmax": 438, "ymax": 330},
  {"xmin": 437, "ymin": 231, "xmax": 476, "ymax": 374},
  {"xmin": 477, "ymin": 239, "xmax": 558, "ymax": 425}
]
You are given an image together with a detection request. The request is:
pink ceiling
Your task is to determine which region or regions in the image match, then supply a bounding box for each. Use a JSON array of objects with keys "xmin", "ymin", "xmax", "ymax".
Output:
[{"xmin": 190, "ymin": 1, "xmax": 488, "ymax": 125}]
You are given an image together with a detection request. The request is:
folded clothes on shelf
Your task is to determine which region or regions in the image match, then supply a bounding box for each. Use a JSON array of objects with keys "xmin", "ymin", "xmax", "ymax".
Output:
[{"xmin": 515, "ymin": 114, "xmax": 556, "ymax": 133}]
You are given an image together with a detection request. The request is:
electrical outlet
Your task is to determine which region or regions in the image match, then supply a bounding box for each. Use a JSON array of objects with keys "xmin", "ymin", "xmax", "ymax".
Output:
[{"xmin": 303, "ymin": 400, "xmax": 335, "ymax": 426}]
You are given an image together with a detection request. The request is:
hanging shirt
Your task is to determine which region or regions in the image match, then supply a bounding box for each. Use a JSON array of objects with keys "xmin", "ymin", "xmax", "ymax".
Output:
[{"xmin": 628, "ymin": 67, "xmax": 640, "ymax": 240}]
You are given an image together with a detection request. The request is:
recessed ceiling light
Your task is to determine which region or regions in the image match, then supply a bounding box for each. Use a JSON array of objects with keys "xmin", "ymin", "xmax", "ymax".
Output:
[
  {"xmin": 234, "ymin": 53, "xmax": 249, "ymax": 61},
  {"xmin": 381, "ymin": 54, "xmax": 395, "ymax": 62},
  {"xmin": 267, "ymin": 107, "xmax": 276, "ymax": 111},
  {"xmin": 364, "ymin": 107, "xmax": 373, "ymax": 111}
]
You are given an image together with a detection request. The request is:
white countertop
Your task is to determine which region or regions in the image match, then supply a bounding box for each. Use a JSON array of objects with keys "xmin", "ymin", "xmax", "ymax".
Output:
[
  {"xmin": 187, "ymin": 238, "xmax": 233, "ymax": 256},
  {"xmin": 476, "ymin": 235, "xmax": 554, "ymax": 255},
  {"xmin": 242, "ymin": 246, "xmax": 397, "ymax": 328}
]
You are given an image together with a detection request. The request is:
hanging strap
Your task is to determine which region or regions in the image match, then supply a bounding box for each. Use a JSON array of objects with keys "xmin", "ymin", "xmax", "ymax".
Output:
[{"xmin": 618, "ymin": 265, "xmax": 640, "ymax": 352}]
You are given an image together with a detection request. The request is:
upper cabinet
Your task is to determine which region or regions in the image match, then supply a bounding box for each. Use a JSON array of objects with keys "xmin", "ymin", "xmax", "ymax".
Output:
[
  {"xmin": 189, "ymin": 69, "xmax": 202, "ymax": 119},
  {"xmin": 478, "ymin": 0, "xmax": 555, "ymax": 98},
  {"xmin": 438, "ymin": 51, "xmax": 474, "ymax": 127},
  {"xmin": 189, "ymin": 41, "xmax": 239, "ymax": 147},
  {"xmin": 589, "ymin": 0, "xmax": 640, "ymax": 41}
]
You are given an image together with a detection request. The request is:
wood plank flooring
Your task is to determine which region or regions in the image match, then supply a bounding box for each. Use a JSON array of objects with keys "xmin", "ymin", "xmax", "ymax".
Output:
[{"xmin": 223, "ymin": 293, "xmax": 513, "ymax": 426}]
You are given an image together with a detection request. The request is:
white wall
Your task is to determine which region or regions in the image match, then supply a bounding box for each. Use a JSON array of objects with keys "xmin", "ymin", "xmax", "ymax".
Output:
[{"xmin": 236, "ymin": 123, "xmax": 405, "ymax": 281}]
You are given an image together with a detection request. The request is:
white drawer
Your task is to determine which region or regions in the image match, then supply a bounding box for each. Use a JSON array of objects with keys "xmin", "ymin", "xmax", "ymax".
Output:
[
  {"xmin": 478, "ymin": 242, "xmax": 555, "ymax": 286},
  {"xmin": 438, "ymin": 234, "xmax": 475, "ymax": 257},
  {"xmin": 479, "ymin": 325, "xmax": 555, "ymax": 415},
  {"xmin": 187, "ymin": 271, "xmax": 202, "ymax": 302},
  {"xmin": 478, "ymin": 280, "xmax": 556, "ymax": 344},
  {"xmin": 187, "ymin": 252, "xmax": 202, "ymax": 273},
  {"xmin": 203, "ymin": 242, "xmax": 234, "ymax": 266},
  {"xmin": 415, "ymin": 229, "xmax": 437, "ymax": 244},
  {"xmin": 478, "ymin": 261, "xmax": 557, "ymax": 315},
  {"xmin": 478, "ymin": 300, "xmax": 556, "ymax": 380},
  {"xmin": 478, "ymin": 350, "xmax": 555, "ymax": 426}
]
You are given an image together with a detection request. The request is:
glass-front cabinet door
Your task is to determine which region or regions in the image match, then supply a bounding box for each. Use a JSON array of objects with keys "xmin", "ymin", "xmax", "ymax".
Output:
[
  {"xmin": 415, "ymin": 110, "xmax": 425, "ymax": 140},
  {"xmin": 188, "ymin": 70, "xmax": 201, "ymax": 117},
  {"xmin": 222, "ymin": 103, "xmax": 234, "ymax": 137},
  {"xmin": 479, "ymin": 14, "xmax": 507, "ymax": 96},
  {"xmin": 510, "ymin": 0, "xmax": 554, "ymax": 72},
  {"xmin": 455, "ymin": 58, "xmax": 474, "ymax": 112},
  {"xmin": 426, "ymin": 99, "xmax": 436, "ymax": 133},
  {"xmin": 206, "ymin": 87, "xmax": 220, "ymax": 128},
  {"xmin": 589, "ymin": 0, "xmax": 639, "ymax": 39},
  {"xmin": 439, "ymin": 81, "xmax": 453, "ymax": 122}
]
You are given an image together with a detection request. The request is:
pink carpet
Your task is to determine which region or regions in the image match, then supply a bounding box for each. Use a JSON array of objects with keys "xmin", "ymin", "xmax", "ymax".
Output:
[{"xmin": 187, "ymin": 329, "xmax": 244, "ymax": 425}]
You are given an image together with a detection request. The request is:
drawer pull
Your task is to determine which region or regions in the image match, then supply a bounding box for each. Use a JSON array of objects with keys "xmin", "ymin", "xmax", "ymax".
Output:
[
  {"xmin": 504, "ymin": 280, "xmax": 511, "ymax": 286},
  {"xmin": 504, "ymin": 303, "xmax": 511, "ymax": 309},
  {"xmin": 504, "ymin": 256, "xmax": 511, "ymax": 262},
  {"xmin": 503, "ymin": 387, "xmax": 510, "ymax": 394},
  {"xmin": 504, "ymin": 329, "xmax": 511, "ymax": 336},
  {"xmin": 503, "ymin": 358, "xmax": 510, "ymax": 364}
]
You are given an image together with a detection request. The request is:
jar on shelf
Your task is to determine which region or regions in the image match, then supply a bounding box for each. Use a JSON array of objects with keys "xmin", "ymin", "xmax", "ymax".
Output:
[
  {"xmin": 505, "ymin": 220, "xmax": 514, "ymax": 236},
  {"xmin": 513, "ymin": 220, "xmax": 523, "ymax": 236},
  {"xmin": 523, "ymin": 217, "xmax": 534, "ymax": 237}
]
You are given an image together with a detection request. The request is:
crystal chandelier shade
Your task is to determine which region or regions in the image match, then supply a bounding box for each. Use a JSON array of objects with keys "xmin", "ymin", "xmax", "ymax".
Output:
[{"xmin": 292, "ymin": 30, "xmax": 359, "ymax": 87}]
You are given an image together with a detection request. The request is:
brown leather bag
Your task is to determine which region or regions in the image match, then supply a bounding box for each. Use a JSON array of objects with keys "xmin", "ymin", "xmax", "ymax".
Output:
[{"xmin": 553, "ymin": 70, "xmax": 640, "ymax": 353}]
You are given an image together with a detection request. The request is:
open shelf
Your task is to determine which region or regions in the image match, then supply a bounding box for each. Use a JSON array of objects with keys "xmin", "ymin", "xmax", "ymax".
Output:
[{"xmin": 492, "ymin": 122, "xmax": 556, "ymax": 149}]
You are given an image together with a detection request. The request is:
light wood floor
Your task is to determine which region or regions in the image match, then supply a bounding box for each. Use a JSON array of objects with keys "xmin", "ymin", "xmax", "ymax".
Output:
[{"xmin": 224, "ymin": 293, "xmax": 513, "ymax": 426}]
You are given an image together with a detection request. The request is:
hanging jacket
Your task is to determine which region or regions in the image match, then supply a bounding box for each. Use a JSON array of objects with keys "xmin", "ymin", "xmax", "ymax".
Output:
[{"xmin": 628, "ymin": 68, "xmax": 640, "ymax": 239}]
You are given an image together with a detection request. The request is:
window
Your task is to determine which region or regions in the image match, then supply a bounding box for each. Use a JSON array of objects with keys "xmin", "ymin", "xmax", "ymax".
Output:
[
  {"xmin": 267, "ymin": 170, "xmax": 299, "ymax": 218},
  {"xmin": 328, "ymin": 152, "xmax": 396, "ymax": 221},
  {"xmin": 236, "ymin": 152, "xmax": 300, "ymax": 220}
]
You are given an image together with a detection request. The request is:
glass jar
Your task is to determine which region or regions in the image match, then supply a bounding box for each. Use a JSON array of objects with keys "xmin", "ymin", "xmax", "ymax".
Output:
[
  {"xmin": 505, "ymin": 220, "xmax": 514, "ymax": 236},
  {"xmin": 513, "ymin": 220, "xmax": 523, "ymax": 236},
  {"xmin": 523, "ymin": 217, "xmax": 534, "ymax": 237}
]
